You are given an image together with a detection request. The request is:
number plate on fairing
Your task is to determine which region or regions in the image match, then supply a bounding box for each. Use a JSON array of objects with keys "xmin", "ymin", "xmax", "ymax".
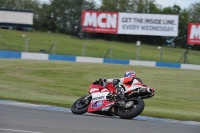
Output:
[
  {"xmin": 91, "ymin": 92, "xmax": 109, "ymax": 102},
  {"xmin": 87, "ymin": 92, "xmax": 115, "ymax": 113}
]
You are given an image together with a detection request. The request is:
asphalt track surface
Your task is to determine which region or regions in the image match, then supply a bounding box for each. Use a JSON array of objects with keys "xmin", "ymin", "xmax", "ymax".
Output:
[{"xmin": 0, "ymin": 103, "xmax": 199, "ymax": 133}]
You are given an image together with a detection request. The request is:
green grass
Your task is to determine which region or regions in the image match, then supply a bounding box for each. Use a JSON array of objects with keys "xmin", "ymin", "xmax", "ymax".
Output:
[
  {"xmin": 0, "ymin": 59, "xmax": 199, "ymax": 122},
  {"xmin": 0, "ymin": 29, "xmax": 200, "ymax": 64}
]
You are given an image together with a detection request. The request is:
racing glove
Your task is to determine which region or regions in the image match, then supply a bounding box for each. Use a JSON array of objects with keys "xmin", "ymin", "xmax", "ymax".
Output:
[
  {"xmin": 113, "ymin": 79, "xmax": 120, "ymax": 87},
  {"xmin": 99, "ymin": 78, "xmax": 107, "ymax": 86}
]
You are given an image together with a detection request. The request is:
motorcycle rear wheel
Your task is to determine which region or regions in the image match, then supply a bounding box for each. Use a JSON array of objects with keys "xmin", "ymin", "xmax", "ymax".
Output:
[
  {"xmin": 117, "ymin": 97, "xmax": 144, "ymax": 119},
  {"xmin": 71, "ymin": 96, "xmax": 90, "ymax": 115}
]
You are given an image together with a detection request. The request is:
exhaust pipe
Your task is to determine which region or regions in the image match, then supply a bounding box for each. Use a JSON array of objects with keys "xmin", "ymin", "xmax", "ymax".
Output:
[
  {"xmin": 140, "ymin": 93, "xmax": 154, "ymax": 99},
  {"xmin": 128, "ymin": 87, "xmax": 155, "ymax": 98},
  {"xmin": 137, "ymin": 87, "xmax": 154, "ymax": 96}
]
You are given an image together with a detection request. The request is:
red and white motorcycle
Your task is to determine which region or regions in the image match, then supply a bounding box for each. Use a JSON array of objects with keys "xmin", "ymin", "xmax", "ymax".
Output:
[{"xmin": 71, "ymin": 78, "xmax": 155, "ymax": 119}]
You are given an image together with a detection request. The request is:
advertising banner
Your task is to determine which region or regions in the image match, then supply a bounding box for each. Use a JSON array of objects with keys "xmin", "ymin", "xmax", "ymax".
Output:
[
  {"xmin": 81, "ymin": 10, "xmax": 179, "ymax": 36},
  {"xmin": 187, "ymin": 23, "xmax": 200, "ymax": 45}
]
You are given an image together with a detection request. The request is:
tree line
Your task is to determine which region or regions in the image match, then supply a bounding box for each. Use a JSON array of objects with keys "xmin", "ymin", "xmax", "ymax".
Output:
[{"xmin": 0, "ymin": 0, "xmax": 200, "ymax": 49}]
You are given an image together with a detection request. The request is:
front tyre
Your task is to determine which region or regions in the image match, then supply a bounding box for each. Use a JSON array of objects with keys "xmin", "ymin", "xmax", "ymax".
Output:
[
  {"xmin": 71, "ymin": 96, "xmax": 90, "ymax": 115},
  {"xmin": 118, "ymin": 97, "xmax": 144, "ymax": 119}
]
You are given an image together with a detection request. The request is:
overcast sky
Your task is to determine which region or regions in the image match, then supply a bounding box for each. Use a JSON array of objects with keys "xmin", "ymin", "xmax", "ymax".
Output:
[{"xmin": 41, "ymin": 0, "xmax": 199, "ymax": 9}]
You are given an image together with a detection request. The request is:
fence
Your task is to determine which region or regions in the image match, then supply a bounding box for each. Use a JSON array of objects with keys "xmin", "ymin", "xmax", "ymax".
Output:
[
  {"xmin": 1, "ymin": 50, "xmax": 200, "ymax": 71},
  {"xmin": 0, "ymin": 32, "xmax": 200, "ymax": 65}
]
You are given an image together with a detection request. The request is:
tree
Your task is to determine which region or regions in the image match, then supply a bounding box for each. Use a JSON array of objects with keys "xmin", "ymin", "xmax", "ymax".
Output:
[
  {"xmin": 47, "ymin": 0, "xmax": 96, "ymax": 34},
  {"xmin": 34, "ymin": 3, "xmax": 56, "ymax": 32},
  {"xmin": 188, "ymin": 2, "xmax": 200, "ymax": 23},
  {"xmin": 0, "ymin": 0, "xmax": 40, "ymax": 10},
  {"xmin": 0, "ymin": 0, "xmax": 9, "ymax": 8},
  {"xmin": 99, "ymin": 0, "xmax": 128, "ymax": 12},
  {"xmin": 128, "ymin": 0, "xmax": 160, "ymax": 13},
  {"xmin": 177, "ymin": 9, "xmax": 190, "ymax": 47}
]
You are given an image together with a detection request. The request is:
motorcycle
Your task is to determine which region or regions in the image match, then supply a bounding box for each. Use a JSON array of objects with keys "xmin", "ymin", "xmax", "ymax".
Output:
[{"xmin": 71, "ymin": 78, "xmax": 155, "ymax": 119}]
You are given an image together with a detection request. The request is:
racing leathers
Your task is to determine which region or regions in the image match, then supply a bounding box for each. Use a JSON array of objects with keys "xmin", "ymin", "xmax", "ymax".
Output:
[
  {"xmin": 105, "ymin": 77, "xmax": 142, "ymax": 95},
  {"xmin": 101, "ymin": 77, "xmax": 153, "ymax": 100}
]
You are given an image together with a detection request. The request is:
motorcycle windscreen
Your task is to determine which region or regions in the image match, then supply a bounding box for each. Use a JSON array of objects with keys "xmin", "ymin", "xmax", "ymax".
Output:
[{"xmin": 87, "ymin": 92, "xmax": 115, "ymax": 113}]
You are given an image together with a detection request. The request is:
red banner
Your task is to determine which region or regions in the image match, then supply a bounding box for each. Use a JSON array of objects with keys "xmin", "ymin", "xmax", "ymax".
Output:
[
  {"xmin": 187, "ymin": 23, "xmax": 200, "ymax": 45},
  {"xmin": 81, "ymin": 10, "xmax": 118, "ymax": 34}
]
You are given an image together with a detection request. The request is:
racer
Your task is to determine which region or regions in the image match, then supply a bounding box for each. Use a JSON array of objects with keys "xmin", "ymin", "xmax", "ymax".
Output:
[{"xmin": 99, "ymin": 70, "xmax": 154, "ymax": 106}]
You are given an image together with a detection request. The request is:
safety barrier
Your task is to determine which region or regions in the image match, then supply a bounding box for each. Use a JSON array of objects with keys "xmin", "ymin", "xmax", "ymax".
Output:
[{"xmin": 0, "ymin": 50, "xmax": 200, "ymax": 70}]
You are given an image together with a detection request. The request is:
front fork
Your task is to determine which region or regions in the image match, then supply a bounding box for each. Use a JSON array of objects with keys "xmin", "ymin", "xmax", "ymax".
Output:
[{"xmin": 83, "ymin": 94, "xmax": 92, "ymax": 104}]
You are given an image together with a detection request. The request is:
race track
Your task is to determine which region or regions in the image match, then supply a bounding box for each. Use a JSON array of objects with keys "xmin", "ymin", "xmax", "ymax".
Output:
[{"xmin": 0, "ymin": 103, "xmax": 199, "ymax": 133}]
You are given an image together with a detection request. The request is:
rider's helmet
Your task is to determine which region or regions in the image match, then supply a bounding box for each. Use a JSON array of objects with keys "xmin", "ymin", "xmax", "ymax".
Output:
[{"xmin": 124, "ymin": 70, "xmax": 137, "ymax": 78}]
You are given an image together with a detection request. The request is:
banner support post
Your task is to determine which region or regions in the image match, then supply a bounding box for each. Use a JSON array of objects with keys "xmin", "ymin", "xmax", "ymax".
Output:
[{"xmin": 136, "ymin": 41, "xmax": 141, "ymax": 60}]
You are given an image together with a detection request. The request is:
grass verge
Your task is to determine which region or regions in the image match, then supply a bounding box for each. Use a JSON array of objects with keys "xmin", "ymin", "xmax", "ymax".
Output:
[
  {"xmin": 0, "ymin": 58, "xmax": 199, "ymax": 121},
  {"xmin": 0, "ymin": 29, "xmax": 200, "ymax": 64}
]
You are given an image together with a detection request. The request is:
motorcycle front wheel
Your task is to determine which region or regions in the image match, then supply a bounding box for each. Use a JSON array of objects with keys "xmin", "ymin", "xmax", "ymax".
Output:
[
  {"xmin": 71, "ymin": 96, "xmax": 91, "ymax": 114},
  {"xmin": 117, "ymin": 97, "xmax": 145, "ymax": 119}
]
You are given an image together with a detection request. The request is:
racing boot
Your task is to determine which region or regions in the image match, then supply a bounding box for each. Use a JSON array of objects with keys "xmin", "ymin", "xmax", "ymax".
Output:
[
  {"xmin": 114, "ymin": 85, "xmax": 125, "ymax": 107},
  {"xmin": 106, "ymin": 93, "xmax": 115, "ymax": 102}
]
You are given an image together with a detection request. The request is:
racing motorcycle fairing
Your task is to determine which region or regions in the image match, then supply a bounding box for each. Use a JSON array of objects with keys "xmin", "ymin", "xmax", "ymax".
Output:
[
  {"xmin": 89, "ymin": 82, "xmax": 116, "ymax": 94},
  {"xmin": 87, "ymin": 91, "xmax": 115, "ymax": 113}
]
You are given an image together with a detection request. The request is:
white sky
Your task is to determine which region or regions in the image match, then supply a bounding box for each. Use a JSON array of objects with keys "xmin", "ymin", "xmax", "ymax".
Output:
[{"xmin": 40, "ymin": 0, "xmax": 199, "ymax": 9}]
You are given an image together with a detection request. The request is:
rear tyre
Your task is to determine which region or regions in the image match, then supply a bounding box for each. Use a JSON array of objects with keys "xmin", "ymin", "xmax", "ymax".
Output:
[
  {"xmin": 117, "ymin": 97, "xmax": 144, "ymax": 119},
  {"xmin": 71, "ymin": 96, "xmax": 90, "ymax": 115}
]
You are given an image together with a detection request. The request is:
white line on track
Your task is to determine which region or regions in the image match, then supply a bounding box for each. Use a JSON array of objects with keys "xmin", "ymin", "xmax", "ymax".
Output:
[{"xmin": 0, "ymin": 128, "xmax": 43, "ymax": 133}]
